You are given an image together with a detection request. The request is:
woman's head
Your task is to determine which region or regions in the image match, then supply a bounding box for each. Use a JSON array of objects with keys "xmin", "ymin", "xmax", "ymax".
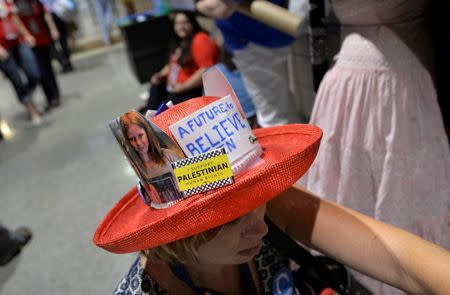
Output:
[
  {"xmin": 119, "ymin": 111, "xmax": 165, "ymax": 166},
  {"xmin": 171, "ymin": 10, "xmax": 203, "ymax": 68},
  {"xmin": 142, "ymin": 204, "xmax": 268, "ymax": 265},
  {"xmin": 173, "ymin": 10, "xmax": 201, "ymax": 40},
  {"xmin": 126, "ymin": 122, "xmax": 149, "ymax": 156}
]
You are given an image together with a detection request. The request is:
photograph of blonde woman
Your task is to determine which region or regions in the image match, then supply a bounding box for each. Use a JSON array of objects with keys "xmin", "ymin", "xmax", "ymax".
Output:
[{"xmin": 118, "ymin": 110, "xmax": 184, "ymax": 204}]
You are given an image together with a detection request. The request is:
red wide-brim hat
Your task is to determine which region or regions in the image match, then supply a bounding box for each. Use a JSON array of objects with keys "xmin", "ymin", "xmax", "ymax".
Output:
[{"xmin": 93, "ymin": 97, "xmax": 322, "ymax": 254}]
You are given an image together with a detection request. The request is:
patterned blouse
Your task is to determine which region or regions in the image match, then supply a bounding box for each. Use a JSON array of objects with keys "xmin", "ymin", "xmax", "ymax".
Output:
[{"xmin": 113, "ymin": 238, "xmax": 294, "ymax": 295}]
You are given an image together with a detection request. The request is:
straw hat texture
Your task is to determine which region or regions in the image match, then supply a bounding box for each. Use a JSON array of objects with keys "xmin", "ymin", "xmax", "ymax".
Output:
[{"xmin": 94, "ymin": 96, "xmax": 322, "ymax": 253}]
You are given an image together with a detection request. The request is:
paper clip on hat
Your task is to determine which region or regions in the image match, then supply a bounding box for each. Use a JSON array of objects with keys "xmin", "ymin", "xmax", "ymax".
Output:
[{"xmin": 93, "ymin": 67, "xmax": 323, "ymax": 254}]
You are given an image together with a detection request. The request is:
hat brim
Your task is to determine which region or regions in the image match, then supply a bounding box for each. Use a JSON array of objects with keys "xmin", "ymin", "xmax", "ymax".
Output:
[{"xmin": 93, "ymin": 97, "xmax": 322, "ymax": 253}]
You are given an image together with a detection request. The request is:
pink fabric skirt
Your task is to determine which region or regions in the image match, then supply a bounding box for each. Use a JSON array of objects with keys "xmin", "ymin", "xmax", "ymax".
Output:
[{"xmin": 300, "ymin": 30, "xmax": 450, "ymax": 294}]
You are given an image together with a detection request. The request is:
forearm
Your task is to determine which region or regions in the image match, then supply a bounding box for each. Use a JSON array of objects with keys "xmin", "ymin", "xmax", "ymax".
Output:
[
  {"xmin": 0, "ymin": 44, "xmax": 8, "ymax": 59},
  {"xmin": 311, "ymin": 198, "xmax": 449, "ymax": 294},
  {"xmin": 12, "ymin": 16, "xmax": 31, "ymax": 38},
  {"xmin": 159, "ymin": 64, "xmax": 170, "ymax": 77},
  {"xmin": 267, "ymin": 185, "xmax": 450, "ymax": 295},
  {"xmin": 180, "ymin": 67, "xmax": 207, "ymax": 91},
  {"xmin": 44, "ymin": 12, "xmax": 58, "ymax": 33},
  {"xmin": 196, "ymin": 0, "xmax": 239, "ymax": 19}
]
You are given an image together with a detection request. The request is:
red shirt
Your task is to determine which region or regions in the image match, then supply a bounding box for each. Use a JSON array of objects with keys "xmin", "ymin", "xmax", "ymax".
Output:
[
  {"xmin": 15, "ymin": 0, "xmax": 50, "ymax": 46},
  {"xmin": 168, "ymin": 31, "xmax": 219, "ymax": 84},
  {"xmin": 0, "ymin": 0, "xmax": 20, "ymax": 48}
]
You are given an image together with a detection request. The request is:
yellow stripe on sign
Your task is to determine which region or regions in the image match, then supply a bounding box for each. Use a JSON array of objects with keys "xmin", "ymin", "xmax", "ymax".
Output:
[{"xmin": 173, "ymin": 154, "xmax": 234, "ymax": 191}]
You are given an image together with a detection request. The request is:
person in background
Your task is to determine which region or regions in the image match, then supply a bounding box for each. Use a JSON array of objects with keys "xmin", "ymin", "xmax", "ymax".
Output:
[
  {"xmin": 142, "ymin": 10, "xmax": 218, "ymax": 113},
  {"xmin": 301, "ymin": 3, "xmax": 450, "ymax": 294},
  {"xmin": 0, "ymin": 0, "xmax": 41, "ymax": 124},
  {"xmin": 0, "ymin": 223, "xmax": 32, "ymax": 266},
  {"xmin": 214, "ymin": 36, "xmax": 257, "ymax": 127},
  {"xmin": 15, "ymin": 0, "xmax": 61, "ymax": 111},
  {"xmin": 92, "ymin": 0, "xmax": 115, "ymax": 45},
  {"xmin": 40, "ymin": 0, "xmax": 74, "ymax": 73},
  {"xmin": 197, "ymin": 0, "xmax": 301, "ymax": 127}
]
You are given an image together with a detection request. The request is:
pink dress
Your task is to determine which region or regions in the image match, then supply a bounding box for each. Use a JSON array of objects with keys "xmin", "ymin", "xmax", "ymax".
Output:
[{"xmin": 301, "ymin": 1, "xmax": 450, "ymax": 294}]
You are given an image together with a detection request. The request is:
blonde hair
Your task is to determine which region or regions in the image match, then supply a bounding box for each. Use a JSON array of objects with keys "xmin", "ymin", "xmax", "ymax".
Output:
[{"xmin": 142, "ymin": 225, "xmax": 223, "ymax": 264}]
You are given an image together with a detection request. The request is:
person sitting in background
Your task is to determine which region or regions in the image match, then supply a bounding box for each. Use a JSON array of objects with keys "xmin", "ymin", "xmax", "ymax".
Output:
[
  {"xmin": 142, "ymin": 10, "xmax": 218, "ymax": 113},
  {"xmin": 15, "ymin": 0, "xmax": 62, "ymax": 111},
  {"xmin": 0, "ymin": 0, "xmax": 41, "ymax": 124}
]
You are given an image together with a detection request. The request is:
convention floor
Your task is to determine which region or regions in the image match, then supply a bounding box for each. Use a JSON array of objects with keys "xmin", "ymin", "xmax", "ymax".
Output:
[{"xmin": 0, "ymin": 45, "xmax": 147, "ymax": 294}]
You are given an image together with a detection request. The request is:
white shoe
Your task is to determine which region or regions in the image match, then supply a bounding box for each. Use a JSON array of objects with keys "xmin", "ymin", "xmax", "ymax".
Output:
[
  {"xmin": 139, "ymin": 91, "xmax": 150, "ymax": 101},
  {"xmin": 31, "ymin": 115, "xmax": 42, "ymax": 126}
]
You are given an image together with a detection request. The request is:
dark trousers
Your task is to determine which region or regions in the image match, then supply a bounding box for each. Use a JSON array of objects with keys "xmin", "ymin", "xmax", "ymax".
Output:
[
  {"xmin": 33, "ymin": 46, "xmax": 60, "ymax": 105},
  {"xmin": 51, "ymin": 13, "xmax": 73, "ymax": 69},
  {"xmin": 0, "ymin": 44, "xmax": 40, "ymax": 103},
  {"xmin": 146, "ymin": 83, "xmax": 203, "ymax": 111},
  {"xmin": 0, "ymin": 225, "xmax": 18, "ymax": 265}
]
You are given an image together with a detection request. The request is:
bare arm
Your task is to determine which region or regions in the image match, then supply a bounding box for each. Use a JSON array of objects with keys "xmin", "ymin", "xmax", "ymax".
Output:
[
  {"xmin": 151, "ymin": 64, "xmax": 170, "ymax": 85},
  {"xmin": 267, "ymin": 184, "xmax": 450, "ymax": 295},
  {"xmin": 159, "ymin": 64, "xmax": 170, "ymax": 77},
  {"xmin": 44, "ymin": 12, "xmax": 59, "ymax": 40},
  {"xmin": 196, "ymin": 0, "xmax": 238, "ymax": 19},
  {"xmin": 0, "ymin": 45, "xmax": 9, "ymax": 60},
  {"xmin": 170, "ymin": 67, "xmax": 207, "ymax": 93},
  {"xmin": 12, "ymin": 15, "xmax": 35, "ymax": 47}
]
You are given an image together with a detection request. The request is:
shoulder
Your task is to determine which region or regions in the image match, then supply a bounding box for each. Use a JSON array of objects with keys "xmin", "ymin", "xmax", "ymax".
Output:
[
  {"xmin": 191, "ymin": 32, "xmax": 217, "ymax": 50},
  {"xmin": 192, "ymin": 31, "xmax": 210, "ymax": 44},
  {"xmin": 190, "ymin": 32, "xmax": 218, "ymax": 64},
  {"xmin": 113, "ymin": 257, "xmax": 144, "ymax": 295},
  {"xmin": 113, "ymin": 257, "xmax": 168, "ymax": 295}
]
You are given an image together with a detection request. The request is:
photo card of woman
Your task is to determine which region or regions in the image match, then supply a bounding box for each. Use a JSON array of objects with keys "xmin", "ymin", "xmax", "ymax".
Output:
[{"xmin": 109, "ymin": 110, "xmax": 186, "ymax": 206}]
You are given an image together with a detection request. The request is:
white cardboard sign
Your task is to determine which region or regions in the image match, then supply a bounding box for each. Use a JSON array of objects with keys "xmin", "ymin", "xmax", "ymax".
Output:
[{"xmin": 169, "ymin": 95, "xmax": 261, "ymax": 173}]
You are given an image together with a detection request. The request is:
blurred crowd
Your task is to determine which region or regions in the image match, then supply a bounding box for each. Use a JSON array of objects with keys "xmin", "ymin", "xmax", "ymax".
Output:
[{"xmin": 1, "ymin": 1, "xmax": 450, "ymax": 295}]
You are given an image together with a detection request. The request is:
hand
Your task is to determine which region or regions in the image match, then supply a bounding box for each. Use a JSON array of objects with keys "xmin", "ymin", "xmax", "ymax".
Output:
[
  {"xmin": 150, "ymin": 72, "xmax": 162, "ymax": 85},
  {"xmin": 170, "ymin": 83, "xmax": 185, "ymax": 94},
  {"xmin": 196, "ymin": 0, "xmax": 239, "ymax": 19},
  {"xmin": 0, "ymin": 46, "xmax": 9, "ymax": 60},
  {"xmin": 24, "ymin": 34, "xmax": 36, "ymax": 47},
  {"xmin": 50, "ymin": 29, "xmax": 60, "ymax": 40}
]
